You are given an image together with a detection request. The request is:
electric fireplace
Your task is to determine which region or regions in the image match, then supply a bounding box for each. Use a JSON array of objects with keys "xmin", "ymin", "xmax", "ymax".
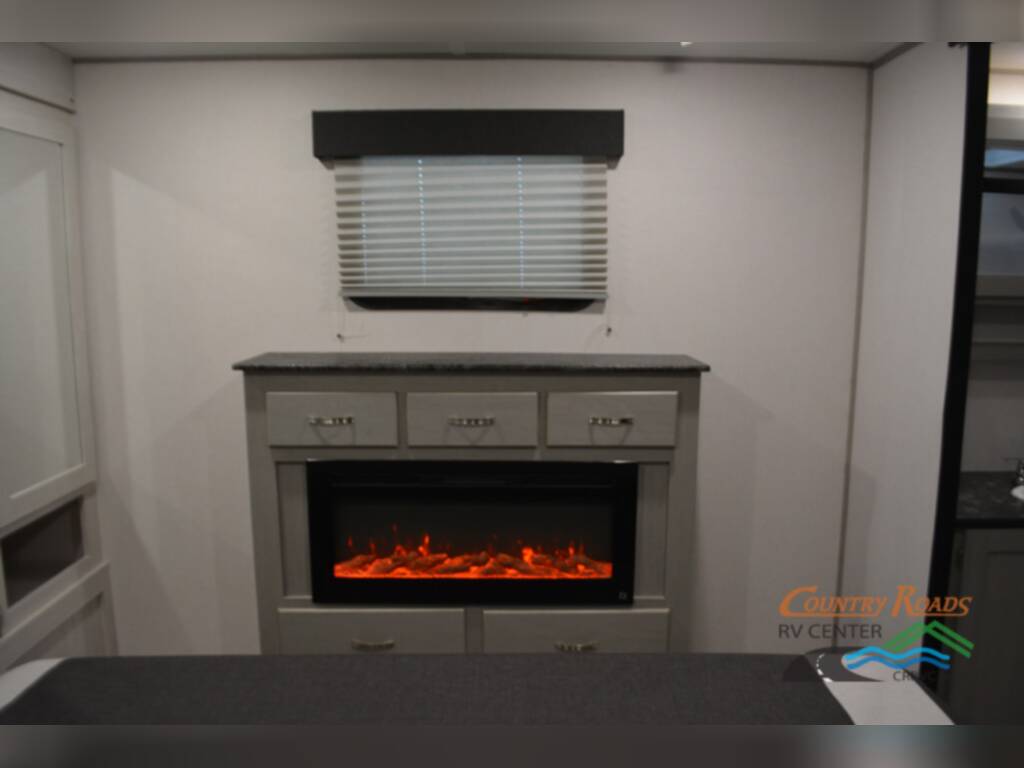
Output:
[{"xmin": 307, "ymin": 461, "xmax": 638, "ymax": 605}]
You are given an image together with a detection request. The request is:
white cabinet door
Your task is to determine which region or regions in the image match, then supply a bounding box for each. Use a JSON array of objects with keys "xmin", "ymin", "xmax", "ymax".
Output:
[{"xmin": 0, "ymin": 109, "xmax": 95, "ymax": 528}]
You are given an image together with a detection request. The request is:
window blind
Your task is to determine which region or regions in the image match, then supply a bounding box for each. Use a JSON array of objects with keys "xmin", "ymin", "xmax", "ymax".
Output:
[{"xmin": 334, "ymin": 156, "xmax": 608, "ymax": 300}]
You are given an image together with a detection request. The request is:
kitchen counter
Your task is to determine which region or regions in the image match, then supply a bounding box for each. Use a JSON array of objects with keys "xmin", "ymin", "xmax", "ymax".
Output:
[{"xmin": 957, "ymin": 471, "xmax": 1024, "ymax": 524}]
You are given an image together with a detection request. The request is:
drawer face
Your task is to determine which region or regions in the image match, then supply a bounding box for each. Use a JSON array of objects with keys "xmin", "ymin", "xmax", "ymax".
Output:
[
  {"xmin": 483, "ymin": 609, "xmax": 668, "ymax": 653},
  {"xmin": 278, "ymin": 608, "xmax": 465, "ymax": 654},
  {"xmin": 546, "ymin": 392, "xmax": 678, "ymax": 447},
  {"xmin": 407, "ymin": 393, "xmax": 538, "ymax": 447},
  {"xmin": 266, "ymin": 392, "xmax": 398, "ymax": 447}
]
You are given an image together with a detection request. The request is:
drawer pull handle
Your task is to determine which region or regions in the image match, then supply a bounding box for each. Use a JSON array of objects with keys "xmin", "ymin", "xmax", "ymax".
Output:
[
  {"xmin": 555, "ymin": 641, "xmax": 599, "ymax": 653},
  {"xmin": 448, "ymin": 416, "xmax": 495, "ymax": 428},
  {"xmin": 308, "ymin": 415, "xmax": 354, "ymax": 427},
  {"xmin": 351, "ymin": 638, "xmax": 395, "ymax": 652},
  {"xmin": 589, "ymin": 416, "xmax": 634, "ymax": 427}
]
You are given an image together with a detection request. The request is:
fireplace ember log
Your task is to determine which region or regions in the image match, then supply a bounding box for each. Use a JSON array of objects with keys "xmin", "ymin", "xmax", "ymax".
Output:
[
  {"xmin": 369, "ymin": 557, "xmax": 404, "ymax": 575},
  {"xmin": 571, "ymin": 553, "xmax": 602, "ymax": 571},
  {"xmin": 467, "ymin": 551, "xmax": 489, "ymax": 566},
  {"xmin": 407, "ymin": 553, "xmax": 448, "ymax": 572},
  {"xmin": 479, "ymin": 561, "xmax": 508, "ymax": 576},
  {"xmin": 496, "ymin": 553, "xmax": 537, "ymax": 575},
  {"xmin": 336, "ymin": 554, "xmax": 376, "ymax": 571},
  {"xmin": 555, "ymin": 558, "xmax": 578, "ymax": 573},
  {"xmin": 434, "ymin": 558, "xmax": 472, "ymax": 574}
]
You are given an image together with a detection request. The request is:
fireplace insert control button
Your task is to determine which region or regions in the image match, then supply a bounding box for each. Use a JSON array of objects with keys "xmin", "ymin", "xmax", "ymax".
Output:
[
  {"xmin": 350, "ymin": 638, "xmax": 396, "ymax": 652},
  {"xmin": 554, "ymin": 641, "xmax": 599, "ymax": 653},
  {"xmin": 447, "ymin": 416, "xmax": 495, "ymax": 428},
  {"xmin": 588, "ymin": 416, "xmax": 634, "ymax": 427},
  {"xmin": 307, "ymin": 415, "xmax": 354, "ymax": 427}
]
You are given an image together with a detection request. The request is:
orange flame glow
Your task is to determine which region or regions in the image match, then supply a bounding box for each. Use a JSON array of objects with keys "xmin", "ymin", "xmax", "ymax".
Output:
[{"xmin": 334, "ymin": 533, "xmax": 611, "ymax": 580}]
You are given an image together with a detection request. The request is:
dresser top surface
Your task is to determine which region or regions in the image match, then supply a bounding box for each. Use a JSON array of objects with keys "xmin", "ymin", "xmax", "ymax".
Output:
[{"xmin": 233, "ymin": 352, "xmax": 710, "ymax": 375}]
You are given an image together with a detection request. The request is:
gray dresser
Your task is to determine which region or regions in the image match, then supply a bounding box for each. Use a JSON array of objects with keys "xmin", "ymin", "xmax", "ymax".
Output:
[{"xmin": 234, "ymin": 353, "xmax": 708, "ymax": 654}]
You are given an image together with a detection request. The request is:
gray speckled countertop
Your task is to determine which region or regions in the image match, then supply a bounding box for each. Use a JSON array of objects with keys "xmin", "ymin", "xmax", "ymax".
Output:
[
  {"xmin": 233, "ymin": 352, "xmax": 710, "ymax": 374},
  {"xmin": 958, "ymin": 472, "xmax": 1024, "ymax": 523}
]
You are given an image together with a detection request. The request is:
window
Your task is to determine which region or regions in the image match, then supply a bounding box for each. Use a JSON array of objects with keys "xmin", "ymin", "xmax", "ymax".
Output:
[{"xmin": 333, "ymin": 156, "xmax": 608, "ymax": 302}]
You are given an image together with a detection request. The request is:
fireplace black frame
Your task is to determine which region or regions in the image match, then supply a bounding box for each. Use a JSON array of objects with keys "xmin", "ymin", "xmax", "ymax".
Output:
[{"xmin": 307, "ymin": 460, "xmax": 638, "ymax": 606}]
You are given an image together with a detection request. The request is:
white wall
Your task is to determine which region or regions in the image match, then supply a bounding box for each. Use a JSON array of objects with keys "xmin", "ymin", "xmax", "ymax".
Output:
[
  {"xmin": 841, "ymin": 44, "xmax": 967, "ymax": 634},
  {"xmin": 73, "ymin": 57, "xmax": 868, "ymax": 654},
  {"xmin": 0, "ymin": 44, "xmax": 73, "ymax": 111}
]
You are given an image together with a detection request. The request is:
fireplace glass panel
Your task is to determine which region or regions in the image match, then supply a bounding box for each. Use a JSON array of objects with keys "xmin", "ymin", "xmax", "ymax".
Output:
[{"xmin": 307, "ymin": 461, "xmax": 637, "ymax": 605}]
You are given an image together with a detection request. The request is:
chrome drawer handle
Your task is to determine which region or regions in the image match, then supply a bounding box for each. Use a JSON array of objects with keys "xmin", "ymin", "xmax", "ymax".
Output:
[
  {"xmin": 555, "ymin": 641, "xmax": 598, "ymax": 653},
  {"xmin": 448, "ymin": 416, "xmax": 495, "ymax": 427},
  {"xmin": 589, "ymin": 416, "xmax": 634, "ymax": 427},
  {"xmin": 351, "ymin": 638, "xmax": 395, "ymax": 652},
  {"xmin": 308, "ymin": 415, "xmax": 354, "ymax": 427}
]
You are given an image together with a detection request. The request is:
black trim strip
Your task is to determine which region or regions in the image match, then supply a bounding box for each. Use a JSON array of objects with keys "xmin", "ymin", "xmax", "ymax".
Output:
[
  {"xmin": 349, "ymin": 296, "xmax": 595, "ymax": 312},
  {"xmin": 954, "ymin": 518, "xmax": 1024, "ymax": 530},
  {"xmin": 312, "ymin": 110, "xmax": 624, "ymax": 159},
  {"xmin": 982, "ymin": 176, "xmax": 1024, "ymax": 194}
]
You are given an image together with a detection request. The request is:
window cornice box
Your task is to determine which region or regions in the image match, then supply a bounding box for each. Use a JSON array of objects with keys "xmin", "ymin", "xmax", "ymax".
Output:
[{"xmin": 312, "ymin": 110, "xmax": 624, "ymax": 160}]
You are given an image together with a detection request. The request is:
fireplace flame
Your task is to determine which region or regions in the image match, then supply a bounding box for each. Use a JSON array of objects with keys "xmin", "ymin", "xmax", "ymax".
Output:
[{"xmin": 334, "ymin": 533, "xmax": 612, "ymax": 580}]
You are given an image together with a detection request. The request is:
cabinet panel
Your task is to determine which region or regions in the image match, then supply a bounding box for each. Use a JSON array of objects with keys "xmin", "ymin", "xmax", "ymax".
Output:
[
  {"xmin": 0, "ymin": 126, "xmax": 82, "ymax": 504},
  {"xmin": 946, "ymin": 529, "xmax": 1024, "ymax": 724},
  {"xmin": 483, "ymin": 608, "xmax": 668, "ymax": 653},
  {"xmin": 407, "ymin": 393, "xmax": 538, "ymax": 447},
  {"xmin": 278, "ymin": 608, "xmax": 465, "ymax": 654},
  {"xmin": 547, "ymin": 392, "xmax": 677, "ymax": 447},
  {"xmin": 266, "ymin": 392, "xmax": 398, "ymax": 447}
]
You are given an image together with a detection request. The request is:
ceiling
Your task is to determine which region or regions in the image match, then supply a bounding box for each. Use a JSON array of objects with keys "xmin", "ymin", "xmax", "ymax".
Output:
[{"xmin": 50, "ymin": 42, "xmax": 900, "ymax": 66}]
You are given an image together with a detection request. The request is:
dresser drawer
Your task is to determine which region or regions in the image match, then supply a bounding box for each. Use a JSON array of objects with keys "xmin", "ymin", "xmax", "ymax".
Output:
[
  {"xmin": 278, "ymin": 608, "xmax": 465, "ymax": 654},
  {"xmin": 483, "ymin": 609, "xmax": 668, "ymax": 653},
  {"xmin": 266, "ymin": 392, "xmax": 398, "ymax": 446},
  {"xmin": 407, "ymin": 393, "xmax": 538, "ymax": 447},
  {"xmin": 546, "ymin": 392, "xmax": 677, "ymax": 447}
]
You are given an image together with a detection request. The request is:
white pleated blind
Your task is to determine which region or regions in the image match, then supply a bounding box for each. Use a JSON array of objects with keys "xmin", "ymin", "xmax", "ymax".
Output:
[{"xmin": 334, "ymin": 156, "xmax": 608, "ymax": 299}]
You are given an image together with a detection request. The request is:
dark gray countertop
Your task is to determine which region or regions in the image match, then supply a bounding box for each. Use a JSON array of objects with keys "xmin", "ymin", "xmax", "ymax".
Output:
[
  {"xmin": 957, "ymin": 471, "xmax": 1024, "ymax": 524},
  {"xmin": 233, "ymin": 352, "xmax": 710, "ymax": 374},
  {"xmin": 0, "ymin": 653, "xmax": 848, "ymax": 724}
]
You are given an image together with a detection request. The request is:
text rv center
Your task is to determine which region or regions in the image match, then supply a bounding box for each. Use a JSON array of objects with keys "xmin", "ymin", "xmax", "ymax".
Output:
[{"xmin": 779, "ymin": 584, "xmax": 973, "ymax": 619}]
